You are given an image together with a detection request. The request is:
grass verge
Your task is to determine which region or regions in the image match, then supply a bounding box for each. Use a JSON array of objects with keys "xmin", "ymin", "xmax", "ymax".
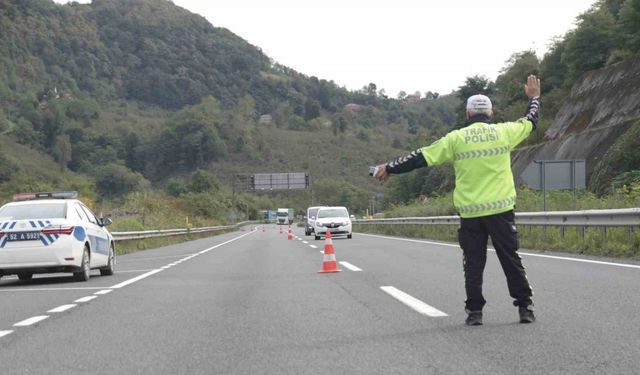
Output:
[{"xmin": 114, "ymin": 229, "xmax": 236, "ymax": 255}]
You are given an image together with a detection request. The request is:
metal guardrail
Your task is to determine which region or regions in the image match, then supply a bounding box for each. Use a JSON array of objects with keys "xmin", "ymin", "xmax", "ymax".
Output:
[
  {"xmin": 353, "ymin": 208, "xmax": 640, "ymax": 240},
  {"xmin": 111, "ymin": 221, "xmax": 258, "ymax": 241},
  {"xmin": 353, "ymin": 208, "xmax": 640, "ymax": 227}
]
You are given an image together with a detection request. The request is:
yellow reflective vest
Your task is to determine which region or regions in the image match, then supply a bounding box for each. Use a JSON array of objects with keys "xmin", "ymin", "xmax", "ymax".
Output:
[{"xmin": 421, "ymin": 119, "xmax": 533, "ymax": 218}]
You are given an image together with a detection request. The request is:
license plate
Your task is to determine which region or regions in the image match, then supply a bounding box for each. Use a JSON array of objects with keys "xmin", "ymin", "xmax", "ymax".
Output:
[{"xmin": 7, "ymin": 232, "xmax": 41, "ymax": 241}]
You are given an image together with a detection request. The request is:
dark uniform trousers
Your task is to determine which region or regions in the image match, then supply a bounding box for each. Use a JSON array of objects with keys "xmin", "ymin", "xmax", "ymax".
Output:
[{"xmin": 458, "ymin": 210, "xmax": 533, "ymax": 311}]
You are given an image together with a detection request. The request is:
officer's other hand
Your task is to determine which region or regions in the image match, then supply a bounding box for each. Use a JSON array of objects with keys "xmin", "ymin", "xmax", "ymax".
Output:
[
  {"xmin": 374, "ymin": 164, "xmax": 389, "ymax": 182},
  {"xmin": 524, "ymin": 74, "xmax": 541, "ymax": 98}
]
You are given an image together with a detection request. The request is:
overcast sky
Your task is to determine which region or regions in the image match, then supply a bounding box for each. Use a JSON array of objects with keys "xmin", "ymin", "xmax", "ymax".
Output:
[{"xmin": 55, "ymin": 0, "xmax": 596, "ymax": 96}]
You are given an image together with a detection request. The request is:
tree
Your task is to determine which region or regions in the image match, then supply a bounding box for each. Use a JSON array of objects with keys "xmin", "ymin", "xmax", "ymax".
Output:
[
  {"xmin": 94, "ymin": 163, "xmax": 149, "ymax": 197},
  {"xmin": 304, "ymin": 98, "xmax": 321, "ymax": 120},
  {"xmin": 456, "ymin": 75, "xmax": 496, "ymax": 124},
  {"xmin": 495, "ymin": 51, "xmax": 539, "ymax": 105},
  {"xmin": 397, "ymin": 91, "xmax": 407, "ymax": 100},
  {"xmin": 189, "ymin": 170, "xmax": 219, "ymax": 193},
  {"xmin": 615, "ymin": 0, "xmax": 640, "ymax": 54},
  {"xmin": 562, "ymin": 7, "xmax": 616, "ymax": 80},
  {"xmin": 365, "ymin": 82, "xmax": 377, "ymax": 96},
  {"xmin": 55, "ymin": 134, "xmax": 72, "ymax": 171},
  {"xmin": 540, "ymin": 38, "xmax": 569, "ymax": 92}
]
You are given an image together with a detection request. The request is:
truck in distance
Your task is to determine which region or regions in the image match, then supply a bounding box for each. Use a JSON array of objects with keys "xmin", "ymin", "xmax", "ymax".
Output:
[{"xmin": 276, "ymin": 208, "xmax": 294, "ymax": 225}]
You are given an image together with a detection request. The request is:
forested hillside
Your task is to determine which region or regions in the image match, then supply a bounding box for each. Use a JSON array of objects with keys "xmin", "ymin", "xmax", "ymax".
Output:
[
  {"xmin": 0, "ymin": 0, "xmax": 456, "ymax": 222},
  {"xmin": 1, "ymin": 0, "xmax": 639, "ymax": 223}
]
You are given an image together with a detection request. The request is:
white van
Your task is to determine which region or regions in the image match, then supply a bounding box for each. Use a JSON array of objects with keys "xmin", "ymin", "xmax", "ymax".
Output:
[
  {"xmin": 304, "ymin": 206, "xmax": 325, "ymax": 236},
  {"xmin": 313, "ymin": 206, "xmax": 352, "ymax": 240}
]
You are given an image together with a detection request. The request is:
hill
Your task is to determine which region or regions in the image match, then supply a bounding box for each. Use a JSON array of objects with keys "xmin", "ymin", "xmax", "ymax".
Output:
[{"xmin": 0, "ymin": 0, "xmax": 457, "ymax": 220}]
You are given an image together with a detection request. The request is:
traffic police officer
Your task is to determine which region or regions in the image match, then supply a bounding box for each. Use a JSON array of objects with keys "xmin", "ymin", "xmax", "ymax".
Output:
[{"xmin": 374, "ymin": 75, "xmax": 541, "ymax": 325}]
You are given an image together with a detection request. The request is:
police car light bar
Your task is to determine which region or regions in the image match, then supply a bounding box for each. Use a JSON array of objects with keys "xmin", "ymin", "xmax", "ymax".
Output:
[{"xmin": 13, "ymin": 191, "xmax": 78, "ymax": 201}]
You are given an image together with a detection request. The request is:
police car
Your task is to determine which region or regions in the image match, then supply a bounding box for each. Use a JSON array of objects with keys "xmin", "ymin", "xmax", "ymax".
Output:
[{"xmin": 0, "ymin": 191, "xmax": 115, "ymax": 282}]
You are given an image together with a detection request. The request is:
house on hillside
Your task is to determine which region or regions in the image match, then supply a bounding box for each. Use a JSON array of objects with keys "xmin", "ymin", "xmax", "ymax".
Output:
[
  {"xmin": 344, "ymin": 103, "xmax": 361, "ymax": 111},
  {"xmin": 259, "ymin": 114, "xmax": 272, "ymax": 125}
]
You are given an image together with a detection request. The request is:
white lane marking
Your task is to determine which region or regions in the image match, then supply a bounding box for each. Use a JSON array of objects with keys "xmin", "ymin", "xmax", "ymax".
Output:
[
  {"xmin": 357, "ymin": 233, "xmax": 458, "ymax": 248},
  {"xmin": 14, "ymin": 316, "xmax": 49, "ymax": 327},
  {"xmin": 310, "ymin": 245, "xmax": 318, "ymax": 249},
  {"xmin": 380, "ymin": 286, "xmax": 448, "ymax": 317},
  {"xmin": 358, "ymin": 233, "xmax": 640, "ymax": 270},
  {"xmin": 339, "ymin": 261, "xmax": 363, "ymax": 271},
  {"xmin": 110, "ymin": 230, "xmax": 256, "ymax": 289},
  {"xmin": 0, "ymin": 287, "xmax": 106, "ymax": 292},
  {"xmin": 48, "ymin": 304, "xmax": 76, "ymax": 313},
  {"xmin": 303, "ymin": 241, "xmax": 309, "ymax": 244},
  {"xmin": 0, "ymin": 330, "xmax": 13, "ymax": 338},
  {"xmin": 517, "ymin": 252, "xmax": 640, "ymax": 269},
  {"xmin": 75, "ymin": 296, "xmax": 98, "ymax": 303},
  {"xmin": 94, "ymin": 289, "xmax": 113, "ymax": 295},
  {"xmin": 110, "ymin": 269, "xmax": 164, "ymax": 289}
]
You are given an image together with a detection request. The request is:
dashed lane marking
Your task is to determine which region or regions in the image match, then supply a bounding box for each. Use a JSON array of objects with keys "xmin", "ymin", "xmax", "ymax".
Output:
[
  {"xmin": 47, "ymin": 304, "xmax": 76, "ymax": 313},
  {"xmin": 110, "ymin": 230, "xmax": 256, "ymax": 289},
  {"xmin": 380, "ymin": 286, "xmax": 448, "ymax": 317},
  {"xmin": 1, "ymin": 229, "xmax": 258, "ymax": 340},
  {"xmin": 74, "ymin": 296, "xmax": 97, "ymax": 303},
  {"xmin": 14, "ymin": 316, "xmax": 49, "ymax": 327},
  {"xmin": 310, "ymin": 245, "xmax": 318, "ymax": 249},
  {"xmin": 303, "ymin": 241, "xmax": 309, "ymax": 244},
  {"xmin": 339, "ymin": 261, "xmax": 363, "ymax": 271}
]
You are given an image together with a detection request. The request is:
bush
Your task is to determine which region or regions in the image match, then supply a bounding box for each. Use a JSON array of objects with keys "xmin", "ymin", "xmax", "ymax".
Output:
[
  {"xmin": 93, "ymin": 163, "xmax": 150, "ymax": 197},
  {"xmin": 165, "ymin": 178, "xmax": 188, "ymax": 197}
]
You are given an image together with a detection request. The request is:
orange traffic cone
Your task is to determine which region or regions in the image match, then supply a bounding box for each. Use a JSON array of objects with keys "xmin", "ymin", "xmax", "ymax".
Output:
[
  {"xmin": 318, "ymin": 231, "xmax": 341, "ymax": 273},
  {"xmin": 287, "ymin": 226, "xmax": 293, "ymax": 240}
]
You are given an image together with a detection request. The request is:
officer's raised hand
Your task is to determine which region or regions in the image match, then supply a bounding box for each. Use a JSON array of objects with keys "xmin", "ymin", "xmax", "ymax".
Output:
[{"xmin": 525, "ymin": 74, "xmax": 541, "ymax": 98}]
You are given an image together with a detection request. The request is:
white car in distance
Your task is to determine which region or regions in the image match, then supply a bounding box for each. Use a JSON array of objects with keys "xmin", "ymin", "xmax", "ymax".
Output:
[
  {"xmin": 304, "ymin": 206, "xmax": 325, "ymax": 236},
  {"xmin": 314, "ymin": 206, "xmax": 353, "ymax": 240},
  {"xmin": 0, "ymin": 191, "xmax": 115, "ymax": 282}
]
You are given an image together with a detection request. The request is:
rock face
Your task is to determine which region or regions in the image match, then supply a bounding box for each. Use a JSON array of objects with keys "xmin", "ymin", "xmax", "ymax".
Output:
[{"xmin": 512, "ymin": 57, "xmax": 640, "ymax": 186}]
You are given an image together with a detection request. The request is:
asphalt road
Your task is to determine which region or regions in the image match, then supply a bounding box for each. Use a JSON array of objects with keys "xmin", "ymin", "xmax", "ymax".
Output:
[{"xmin": 1, "ymin": 225, "xmax": 639, "ymax": 374}]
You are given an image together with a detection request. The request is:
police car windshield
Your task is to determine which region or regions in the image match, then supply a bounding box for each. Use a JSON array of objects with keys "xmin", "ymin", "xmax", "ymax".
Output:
[
  {"xmin": 0, "ymin": 203, "xmax": 66, "ymax": 220},
  {"xmin": 318, "ymin": 209, "xmax": 348, "ymax": 218}
]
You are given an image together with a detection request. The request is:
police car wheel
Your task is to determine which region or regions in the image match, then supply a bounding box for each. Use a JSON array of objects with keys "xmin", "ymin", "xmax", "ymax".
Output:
[
  {"xmin": 73, "ymin": 247, "xmax": 91, "ymax": 282},
  {"xmin": 18, "ymin": 273, "xmax": 33, "ymax": 281},
  {"xmin": 100, "ymin": 245, "xmax": 115, "ymax": 276},
  {"xmin": 347, "ymin": 234, "xmax": 352, "ymax": 239},
  {"xmin": 314, "ymin": 235, "xmax": 321, "ymax": 240}
]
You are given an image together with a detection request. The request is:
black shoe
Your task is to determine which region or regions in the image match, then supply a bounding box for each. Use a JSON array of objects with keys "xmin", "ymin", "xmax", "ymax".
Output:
[
  {"xmin": 465, "ymin": 311, "xmax": 483, "ymax": 326},
  {"xmin": 519, "ymin": 306, "xmax": 535, "ymax": 323}
]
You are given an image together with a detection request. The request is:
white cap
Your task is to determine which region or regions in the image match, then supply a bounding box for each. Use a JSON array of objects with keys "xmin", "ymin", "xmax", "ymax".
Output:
[{"xmin": 466, "ymin": 95, "xmax": 492, "ymax": 111}]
